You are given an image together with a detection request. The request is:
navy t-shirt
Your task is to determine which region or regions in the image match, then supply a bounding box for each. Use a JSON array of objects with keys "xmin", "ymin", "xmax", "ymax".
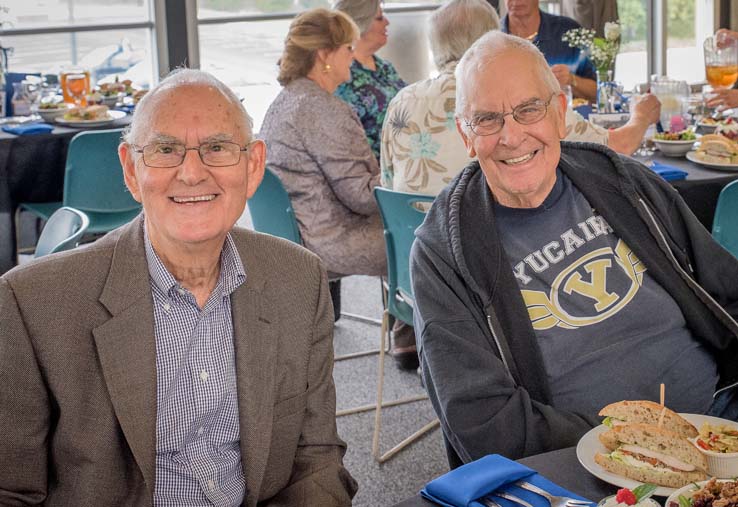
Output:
[
  {"xmin": 494, "ymin": 170, "xmax": 717, "ymax": 417},
  {"xmin": 502, "ymin": 10, "xmax": 597, "ymax": 81}
]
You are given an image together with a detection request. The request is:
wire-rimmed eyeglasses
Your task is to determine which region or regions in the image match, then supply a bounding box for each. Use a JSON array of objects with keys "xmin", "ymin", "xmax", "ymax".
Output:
[
  {"xmin": 465, "ymin": 93, "xmax": 558, "ymax": 136},
  {"xmin": 132, "ymin": 140, "xmax": 255, "ymax": 168}
]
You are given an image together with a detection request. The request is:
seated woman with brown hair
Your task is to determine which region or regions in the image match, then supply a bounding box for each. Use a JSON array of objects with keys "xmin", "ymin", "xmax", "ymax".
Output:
[
  {"xmin": 261, "ymin": 8, "xmax": 384, "ymax": 278},
  {"xmin": 260, "ymin": 8, "xmax": 417, "ymax": 370}
]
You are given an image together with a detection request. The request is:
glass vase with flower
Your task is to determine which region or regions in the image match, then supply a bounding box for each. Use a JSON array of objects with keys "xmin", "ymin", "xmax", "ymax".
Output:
[{"xmin": 562, "ymin": 22, "xmax": 621, "ymax": 113}]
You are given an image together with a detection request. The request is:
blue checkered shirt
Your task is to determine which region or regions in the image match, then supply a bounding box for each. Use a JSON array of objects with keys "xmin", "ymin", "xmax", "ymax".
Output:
[{"xmin": 144, "ymin": 228, "xmax": 247, "ymax": 506}]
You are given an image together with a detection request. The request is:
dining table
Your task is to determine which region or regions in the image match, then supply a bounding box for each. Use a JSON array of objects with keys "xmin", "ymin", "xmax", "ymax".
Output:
[
  {"xmin": 392, "ymin": 446, "xmax": 620, "ymax": 507},
  {"xmin": 0, "ymin": 114, "xmax": 131, "ymax": 274}
]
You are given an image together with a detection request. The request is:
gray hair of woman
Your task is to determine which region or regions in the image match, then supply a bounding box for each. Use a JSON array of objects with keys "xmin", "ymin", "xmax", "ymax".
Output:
[
  {"xmin": 332, "ymin": 0, "xmax": 381, "ymax": 34},
  {"xmin": 123, "ymin": 68, "xmax": 253, "ymax": 146},
  {"xmin": 429, "ymin": 0, "xmax": 500, "ymax": 69},
  {"xmin": 455, "ymin": 31, "xmax": 560, "ymax": 121}
]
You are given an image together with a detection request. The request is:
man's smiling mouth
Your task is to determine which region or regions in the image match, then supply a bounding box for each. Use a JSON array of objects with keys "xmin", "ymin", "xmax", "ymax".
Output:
[
  {"xmin": 171, "ymin": 194, "xmax": 216, "ymax": 203},
  {"xmin": 502, "ymin": 150, "xmax": 538, "ymax": 165}
]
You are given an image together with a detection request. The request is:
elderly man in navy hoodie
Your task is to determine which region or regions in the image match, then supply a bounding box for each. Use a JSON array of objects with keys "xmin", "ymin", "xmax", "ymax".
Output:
[{"xmin": 411, "ymin": 31, "xmax": 738, "ymax": 468}]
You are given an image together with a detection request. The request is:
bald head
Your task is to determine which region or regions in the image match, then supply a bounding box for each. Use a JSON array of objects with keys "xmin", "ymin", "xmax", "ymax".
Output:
[
  {"xmin": 455, "ymin": 31, "xmax": 560, "ymax": 121},
  {"xmin": 123, "ymin": 69, "xmax": 253, "ymax": 147}
]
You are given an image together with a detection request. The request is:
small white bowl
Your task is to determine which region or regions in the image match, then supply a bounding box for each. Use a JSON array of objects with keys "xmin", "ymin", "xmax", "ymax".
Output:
[
  {"xmin": 597, "ymin": 495, "xmax": 660, "ymax": 507},
  {"xmin": 101, "ymin": 94, "xmax": 121, "ymax": 107},
  {"xmin": 37, "ymin": 106, "xmax": 68, "ymax": 123},
  {"xmin": 697, "ymin": 121, "xmax": 719, "ymax": 134},
  {"xmin": 690, "ymin": 439, "xmax": 738, "ymax": 478},
  {"xmin": 653, "ymin": 138, "xmax": 697, "ymax": 157}
]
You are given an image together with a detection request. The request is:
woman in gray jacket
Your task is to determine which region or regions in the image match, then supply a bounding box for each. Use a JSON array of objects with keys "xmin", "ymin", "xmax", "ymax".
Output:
[{"xmin": 260, "ymin": 8, "xmax": 385, "ymax": 278}]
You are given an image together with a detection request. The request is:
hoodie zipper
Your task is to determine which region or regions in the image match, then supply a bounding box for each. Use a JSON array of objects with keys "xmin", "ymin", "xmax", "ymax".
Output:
[
  {"xmin": 638, "ymin": 198, "xmax": 738, "ymax": 396},
  {"xmin": 486, "ymin": 314, "xmax": 516, "ymax": 386}
]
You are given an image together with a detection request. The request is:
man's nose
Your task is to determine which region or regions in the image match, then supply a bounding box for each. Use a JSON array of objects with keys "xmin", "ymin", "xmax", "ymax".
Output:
[
  {"xmin": 497, "ymin": 116, "xmax": 526, "ymax": 146},
  {"xmin": 177, "ymin": 148, "xmax": 210, "ymax": 184}
]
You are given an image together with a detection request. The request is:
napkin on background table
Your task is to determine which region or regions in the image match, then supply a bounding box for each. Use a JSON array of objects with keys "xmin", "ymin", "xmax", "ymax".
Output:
[
  {"xmin": 421, "ymin": 454, "xmax": 592, "ymax": 507},
  {"xmin": 2, "ymin": 123, "xmax": 54, "ymax": 136},
  {"xmin": 647, "ymin": 160, "xmax": 688, "ymax": 181}
]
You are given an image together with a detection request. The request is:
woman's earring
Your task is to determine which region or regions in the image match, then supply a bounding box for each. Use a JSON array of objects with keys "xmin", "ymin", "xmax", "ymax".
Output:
[{"xmin": 323, "ymin": 63, "xmax": 331, "ymax": 73}]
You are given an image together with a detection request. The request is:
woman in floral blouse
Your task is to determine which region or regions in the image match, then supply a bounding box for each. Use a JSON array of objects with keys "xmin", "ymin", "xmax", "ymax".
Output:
[{"xmin": 333, "ymin": 0, "xmax": 406, "ymax": 160}]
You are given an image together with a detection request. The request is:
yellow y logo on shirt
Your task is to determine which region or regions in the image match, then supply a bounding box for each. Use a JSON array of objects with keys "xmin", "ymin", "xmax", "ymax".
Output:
[{"xmin": 522, "ymin": 240, "xmax": 646, "ymax": 330}]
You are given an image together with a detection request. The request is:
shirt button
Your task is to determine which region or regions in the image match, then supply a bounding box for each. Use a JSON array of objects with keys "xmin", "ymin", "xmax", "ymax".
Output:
[
  {"xmin": 177, "ymin": 288, "xmax": 185, "ymax": 295},
  {"xmin": 207, "ymin": 479, "xmax": 216, "ymax": 492},
  {"xmin": 200, "ymin": 370, "xmax": 209, "ymax": 382},
  {"xmin": 162, "ymin": 303, "xmax": 171, "ymax": 311},
  {"xmin": 197, "ymin": 427, "xmax": 205, "ymax": 436}
]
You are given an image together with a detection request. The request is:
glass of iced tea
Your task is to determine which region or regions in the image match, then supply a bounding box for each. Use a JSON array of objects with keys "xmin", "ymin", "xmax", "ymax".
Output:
[
  {"xmin": 704, "ymin": 35, "xmax": 738, "ymax": 89},
  {"xmin": 60, "ymin": 69, "xmax": 91, "ymax": 106}
]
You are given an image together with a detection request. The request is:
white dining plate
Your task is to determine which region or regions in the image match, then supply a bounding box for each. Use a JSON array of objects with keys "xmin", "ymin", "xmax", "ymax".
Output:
[
  {"xmin": 55, "ymin": 109, "xmax": 126, "ymax": 128},
  {"xmin": 576, "ymin": 413, "xmax": 728, "ymax": 497},
  {"xmin": 664, "ymin": 479, "xmax": 737, "ymax": 507},
  {"xmin": 686, "ymin": 151, "xmax": 738, "ymax": 171}
]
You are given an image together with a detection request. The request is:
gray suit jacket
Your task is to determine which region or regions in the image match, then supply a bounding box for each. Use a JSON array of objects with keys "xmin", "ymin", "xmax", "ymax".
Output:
[{"xmin": 0, "ymin": 217, "xmax": 357, "ymax": 506}]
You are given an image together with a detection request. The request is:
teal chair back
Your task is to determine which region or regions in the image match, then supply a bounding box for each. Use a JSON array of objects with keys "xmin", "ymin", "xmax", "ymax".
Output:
[
  {"xmin": 64, "ymin": 128, "xmax": 141, "ymax": 214},
  {"xmin": 373, "ymin": 188, "xmax": 434, "ymax": 325},
  {"xmin": 713, "ymin": 179, "xmax": 738, "ymax": 259},
  {"xmin": 248, "ymin": 168, "xmax": 302, "ymax": 244},
  {"xmin": 34, "ymin": 206, "xmax": 89, "ymax": 258}
]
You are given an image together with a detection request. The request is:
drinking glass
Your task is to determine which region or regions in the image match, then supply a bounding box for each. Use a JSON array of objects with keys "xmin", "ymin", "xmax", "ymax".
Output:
[
  {"xmin": 704, "ymin": 35, "xmax": 738, "ymax": 89},
  {"xmin": 65, "ymin": 74, "xmax": 87, "ymax": 106},
  {"xmin": 650, "ymin": 78, "xmax": 690, "ymax": 130}
]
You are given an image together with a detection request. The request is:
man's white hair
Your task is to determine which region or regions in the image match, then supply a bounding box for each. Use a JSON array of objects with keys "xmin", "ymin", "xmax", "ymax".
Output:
[
  {"xmin": 123, "ymin": 68, "xmax": 253, "ymax": 146},
  {"xmin": 455, "ymin": 31, "xmax": 561, "ymax": 124},
  {"xmin": 429, "ymin": 0, "xmax": 500, "ymax": 69}
]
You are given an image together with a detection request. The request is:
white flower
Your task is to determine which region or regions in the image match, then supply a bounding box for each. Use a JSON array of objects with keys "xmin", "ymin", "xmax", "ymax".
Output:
[{"xmin": 604, "ymin": 22, "xmax": 621, "ymax": 42}]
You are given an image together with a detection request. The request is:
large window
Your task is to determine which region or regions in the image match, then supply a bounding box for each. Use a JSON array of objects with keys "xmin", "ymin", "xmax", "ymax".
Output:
[
  {"xmin": 198, "ymin": 1, "xmax": 442, "ymax": 130},
  {"xmin": 615, "ymin": 0, "xmax": 715, "ymax": 90},
  {"xmin": 0, "ymin": 0, "xmax": 157, "ymax": 87}
]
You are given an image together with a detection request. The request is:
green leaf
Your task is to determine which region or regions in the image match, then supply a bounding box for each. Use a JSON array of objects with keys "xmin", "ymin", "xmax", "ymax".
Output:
[
  {"xmin": 602, "ymin": 417, "xmax": 614, "ymax": 427},
  {"xmin": 678, "ymin": 494, "xmax": 693, "ymax": 507},
  {"xmin": 632, "ymin": 484, "xmax": 658, "ymax": 502}
]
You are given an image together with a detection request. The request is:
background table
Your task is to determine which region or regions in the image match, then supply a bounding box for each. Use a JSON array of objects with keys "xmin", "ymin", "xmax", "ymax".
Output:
[
  {"xmin": 392, "ymin": 446, "xmax": 620, "ymax": 506},
  {"xmin": 0, "ymin": 115, "xmax": 130, "ymax": 274},
  {"xmin": 0, "ymin": 140, "xmax": 735, "ymax": 275}
]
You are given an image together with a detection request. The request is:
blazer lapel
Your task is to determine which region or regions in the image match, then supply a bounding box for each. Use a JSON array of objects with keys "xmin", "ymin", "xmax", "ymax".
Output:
[
  {"xmin": 93, "ymin": 217, "xmax": 158, "ymax": 496},
  {"xmin": 232, "ymin": 266, "xmax": 279, "ymax": 502}
]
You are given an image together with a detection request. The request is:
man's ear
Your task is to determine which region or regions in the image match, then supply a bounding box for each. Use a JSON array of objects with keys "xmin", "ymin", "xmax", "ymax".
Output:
[
  {"xmin": 554, "ymin": 92, "xmax": 568, "ymax": 139},
  {"xmin": 456, "ymin": 117, "xmax": 477, "ymax": 158},
  {"xmin": 119, "ymin": 142, "xmax": 142, "ymax": 203},
  {"xmin": 245, "ymin": 140, "xmax": 266, "ymax": 200}
]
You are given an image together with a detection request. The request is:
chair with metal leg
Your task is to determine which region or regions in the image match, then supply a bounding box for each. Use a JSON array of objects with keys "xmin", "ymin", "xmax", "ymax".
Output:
[
  {"xmin": 34, "ymin": 206, "xmax": 90, "ymax": 258},
  {"xmin": 713, "ymin": 179, "xmax": 738, "ymax": 259},
  {"xmin": 367, "ymin": 187, "xmax": 440, "ymax": 463},
  {"xmin": 16, "ymin": 128, "xmax": 141, "ymax": 256}
]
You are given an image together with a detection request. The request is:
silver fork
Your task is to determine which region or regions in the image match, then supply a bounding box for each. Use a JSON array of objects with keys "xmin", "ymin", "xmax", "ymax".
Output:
[
  {"xmin": 514, "ymin": 480, "xmax": 593, "ymax": 507},
  {"xmin": 493, "ymin": 491, "xmax": 535, "ymax": 507}
]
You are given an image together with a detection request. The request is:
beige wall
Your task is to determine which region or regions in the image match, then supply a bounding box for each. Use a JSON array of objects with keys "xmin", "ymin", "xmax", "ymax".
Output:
[{"xmin": 378, "ymin": 10, "xmax": 434, "ymax": 84}]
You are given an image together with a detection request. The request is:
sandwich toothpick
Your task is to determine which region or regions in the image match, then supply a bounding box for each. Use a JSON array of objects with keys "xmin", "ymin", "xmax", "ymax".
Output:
[{"xmin": 658, "ymin": 383, "xmax": 666, "ymax": 428}]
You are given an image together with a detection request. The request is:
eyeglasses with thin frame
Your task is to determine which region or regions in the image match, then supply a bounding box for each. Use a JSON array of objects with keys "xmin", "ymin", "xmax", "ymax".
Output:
[
  {"xmin": 465, "ymin": 93, "xmax": 558, "ymax": 136},
  {"xmin": 132, "ymin": 140, "xmax": 255, "ymax": 168}
]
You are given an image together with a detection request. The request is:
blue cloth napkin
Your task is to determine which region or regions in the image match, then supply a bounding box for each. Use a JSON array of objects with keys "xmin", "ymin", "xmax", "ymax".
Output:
[
  {"xmin": 2, "ymin": 123, "xmax": 54, "ymax": 136},
  {"xmin": 420, "ymin": 454, "xmax": 591, "ymax": 507},
  {"xmin": 648, "ymin": 161, "xmax": 688, "ymax": 181}
]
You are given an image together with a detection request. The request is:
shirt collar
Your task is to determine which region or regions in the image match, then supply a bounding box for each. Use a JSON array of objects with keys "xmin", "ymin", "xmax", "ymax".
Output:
[{"xmin": 143, "ymin": 220, "xmax": 246, "ymax": 299}]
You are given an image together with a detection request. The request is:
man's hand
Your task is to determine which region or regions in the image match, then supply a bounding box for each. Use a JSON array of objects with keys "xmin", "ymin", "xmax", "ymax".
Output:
[
  {"xmin": 551, "ymin": 64, "xmax": 573, "ymax": 88},
  {"xmin": 630, "ymin": 93, "xmax": 661, "ymax": 126}
]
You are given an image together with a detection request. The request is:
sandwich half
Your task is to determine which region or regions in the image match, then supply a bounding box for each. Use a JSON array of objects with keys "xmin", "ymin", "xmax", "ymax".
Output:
[
  {"xmin": 598, "ymin": 400, "xmax": 697, "ymax": 450},
  {"xmin": 696, "ymin": 134, "xmax": 738, "ymax": 164},
  {"xmin": 595, "ymin": 424, "xmax": 707, "ymax": 488}
]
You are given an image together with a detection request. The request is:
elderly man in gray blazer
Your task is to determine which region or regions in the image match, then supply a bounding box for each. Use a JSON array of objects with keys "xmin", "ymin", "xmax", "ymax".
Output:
[{"xmin": 0, "ymin": 69, "xmax": 357, "ymax": 506}]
